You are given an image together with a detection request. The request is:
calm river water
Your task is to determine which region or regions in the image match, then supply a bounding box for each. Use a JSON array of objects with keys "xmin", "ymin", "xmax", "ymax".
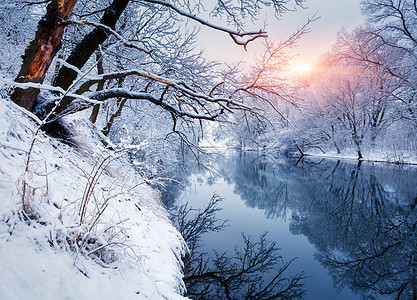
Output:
[{"xmin": 172, "ymin": 151, "xmax": 417, "ymax": 299}]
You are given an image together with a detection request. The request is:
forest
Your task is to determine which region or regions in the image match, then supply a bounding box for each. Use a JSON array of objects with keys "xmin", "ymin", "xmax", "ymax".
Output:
[
  {"xmin": 0, "ymin": 0, "xmax": 416, "ymax": 299},
  {"xmin": 2, "ymin": 0, "xmax": 416, "ymax": 163}
]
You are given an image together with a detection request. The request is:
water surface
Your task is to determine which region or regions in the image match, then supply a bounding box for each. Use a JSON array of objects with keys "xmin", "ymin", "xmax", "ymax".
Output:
[{"xmin": 175, "ymin": 151, "xmax": 417, "ymax": 299}]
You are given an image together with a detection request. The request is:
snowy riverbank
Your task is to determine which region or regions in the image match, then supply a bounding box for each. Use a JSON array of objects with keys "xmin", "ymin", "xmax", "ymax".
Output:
[
  {"xmin": 0, "ymin": 99, "xmax": 188, "ymax": 299},
  {"xmin": 229, "ymin": 144, "xmax": 417, "ymax": 166}
]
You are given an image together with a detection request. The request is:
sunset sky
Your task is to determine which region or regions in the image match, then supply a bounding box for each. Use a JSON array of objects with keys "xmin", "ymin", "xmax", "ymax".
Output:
[
  {"xmin": 198, "ymin": 0, "xmax": 365, "ymax": 68},
  {"xmin": 277, "ymin": 0, "xmax": 365, "ymax": 66}
]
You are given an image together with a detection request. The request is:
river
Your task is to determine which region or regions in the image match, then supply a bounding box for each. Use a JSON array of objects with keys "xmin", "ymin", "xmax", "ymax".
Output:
[{"xmin": 168, "ymin": 150, "xmax": 417, "ymax": 299}]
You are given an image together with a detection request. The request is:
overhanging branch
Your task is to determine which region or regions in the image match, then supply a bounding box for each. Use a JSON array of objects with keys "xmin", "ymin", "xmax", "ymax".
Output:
[
  {"xmin": 88, "ymin": 88, "xmax": 223, "ymax": 121},
  {"xmin": 140, "ymin": 0, "xmax": 268, "ymax": 47},
  {"xmin": 77, "ymin": 69, "xmax": 250, "ymax": 111},
  {"xmin": 62, "ymin": 19, "xmax": 152, "ymax": 55}
]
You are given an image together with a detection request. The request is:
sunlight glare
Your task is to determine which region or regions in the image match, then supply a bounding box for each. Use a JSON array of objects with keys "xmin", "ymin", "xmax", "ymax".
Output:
[{"xmin": 290, "ymin": 62, "xmax": 314, "ymax": 75}]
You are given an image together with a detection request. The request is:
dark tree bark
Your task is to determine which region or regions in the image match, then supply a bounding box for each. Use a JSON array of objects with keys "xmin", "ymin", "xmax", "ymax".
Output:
[
  {"xmin": 41, "ymin": 0, "xmax": 130, "ymax": 121},
  {"xmin": 52, "ymin": 0, "xmax": 130, "ymax": 92},
  {"xmin": 11, "ymin": 0, "xmax": 77, "ymax": 111},
  {"xmin": 89, "ymin": 96, "xmax": 101, "ymax": 124},
  {"xmin": 102, "ymin": 98, "xmax": 127, "ymax": 136},
  {"xmin": 89, "ymin": 53, "xmax": 105, "ymax": 124}
]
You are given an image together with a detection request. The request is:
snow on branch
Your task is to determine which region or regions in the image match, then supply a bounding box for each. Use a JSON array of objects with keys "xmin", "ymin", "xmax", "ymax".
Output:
[
  {"xmin": 1, "ymin": 77, "xmax": 97, "ymax": 105},
  {"xmin": 4, "ymin": 66, "xmax": 251, "ymax": 123},
  {"xmin": 140, "ymin": 0, "xmax": 268, "ymax": 49},
  {"xmin": 77, "ymin": 69, "xmax": 251, "ymax": 111},
  {"xmin": 62, "ymin": 19, "xmax": 152, "ymax": 55},
  {"xmin": 56, "ymin": 59, "xmax": 99, "ymax": 81},
  {"xmin": 88, "ymin": 88, "xmax": 222, "ymax": 121}
]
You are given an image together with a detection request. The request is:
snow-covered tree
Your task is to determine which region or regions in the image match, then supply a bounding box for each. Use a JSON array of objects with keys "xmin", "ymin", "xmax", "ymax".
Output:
[
  {"xmin": 3, "ymin": 0, "xmax": 307, "ymax": 143},
  {"xmin": 345, "ymin": 0, "xmax": 417, "ymax": 128}
]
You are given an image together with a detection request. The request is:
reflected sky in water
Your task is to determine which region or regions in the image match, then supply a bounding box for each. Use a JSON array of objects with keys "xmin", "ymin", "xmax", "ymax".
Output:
[{"xmin": 176, "ymin": 151, "xmax": 417, "ymax": 299}]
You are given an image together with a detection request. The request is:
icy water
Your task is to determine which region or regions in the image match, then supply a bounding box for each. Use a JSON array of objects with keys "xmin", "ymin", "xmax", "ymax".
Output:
[{"xmin": 175, "ymin": 151, "xmax": 417, "ymax": 299}]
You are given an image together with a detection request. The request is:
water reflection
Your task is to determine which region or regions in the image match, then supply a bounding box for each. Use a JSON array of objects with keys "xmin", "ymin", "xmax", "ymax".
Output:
[
  {"xmin": 170, "ymin": 194, "xmax": 307, "ymax": 299},
  {"xmin": 218, "ymin": 154, "xmax": 294, "ymax": 219},
  {"xmin": 214, "ymin": 152, "xmax": 417, "ymax": 299}
]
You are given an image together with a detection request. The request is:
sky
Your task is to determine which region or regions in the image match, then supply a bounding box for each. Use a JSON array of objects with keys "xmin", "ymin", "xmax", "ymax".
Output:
[
  {"xmin": 197, "ymin": 0, "xmax": 365, "ymax": 69},
  {"xmin": 276, "ymin": 0, "xmax": 365, "ymax": 66}
]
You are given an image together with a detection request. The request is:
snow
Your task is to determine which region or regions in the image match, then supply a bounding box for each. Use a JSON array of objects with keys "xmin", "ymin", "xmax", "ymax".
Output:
[
  {"xmin": 0, "ymin": 98, "xmax": 188, "ymax": 299},
  {"xmin": 303, "ymin": 148, "xmax": 417, "ymax": 166}
]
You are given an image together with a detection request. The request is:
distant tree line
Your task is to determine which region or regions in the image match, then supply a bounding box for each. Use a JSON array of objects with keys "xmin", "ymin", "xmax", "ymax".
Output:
[{"xmin": 225, "ymin": 0, "xmax": 417, "ymax": 161}]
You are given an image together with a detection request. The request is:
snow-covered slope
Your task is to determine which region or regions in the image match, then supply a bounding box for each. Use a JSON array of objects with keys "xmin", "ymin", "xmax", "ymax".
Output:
[{"xmin": 0, "ymin": 98, "xmax": 188, "ymax": 299}]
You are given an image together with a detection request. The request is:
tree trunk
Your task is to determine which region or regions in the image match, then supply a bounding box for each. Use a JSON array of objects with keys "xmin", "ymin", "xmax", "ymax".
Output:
[
  {"xmin": 353, "ymin": 137, "xmax": 363, "ymax": 160},
  {"xmin": 102, "ymin": 98, "xmax": 127, "ymax": 136},
  {"xmin": 11, "ymin": 0, "xmax": 77, "ymax": 111},
  {"xmin": 293, "ymin": 140, "xmax": 305, "ymax": 157},
  {"xmin": 89, "ymin": 53, "xmax": 105, "ymax": 124},
  {"xmin": 43, "ymin": 0, "xmax": 130, "ymax": 121},
  {"xmin": 53, "ymin": 0, "xmax": 130, "ymax": 92}
]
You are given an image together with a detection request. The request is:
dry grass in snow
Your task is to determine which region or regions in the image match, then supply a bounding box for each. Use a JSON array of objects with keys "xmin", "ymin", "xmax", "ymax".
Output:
[{"xmin": 0, "ymin": 97, "xmax": 188, "ymax": 299}]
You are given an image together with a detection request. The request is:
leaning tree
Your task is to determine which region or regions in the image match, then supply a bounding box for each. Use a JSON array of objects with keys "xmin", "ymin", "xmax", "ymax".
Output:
[{"xmin": 5, "ymin": 0, "xmax": 310, "ymax": 138}]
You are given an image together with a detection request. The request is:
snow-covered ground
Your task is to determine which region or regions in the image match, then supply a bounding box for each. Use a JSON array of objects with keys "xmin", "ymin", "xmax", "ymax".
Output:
[
  {"xmin": 0, "ymin": 98, "xmax": 188, "ymax": 299},
  {"xmin": 302, "ymin": 149, "xmax": 417, "ymax": 165},
  {"xmin": 224, "ymin": 144, "xmax": 417, "ymax": 166}
]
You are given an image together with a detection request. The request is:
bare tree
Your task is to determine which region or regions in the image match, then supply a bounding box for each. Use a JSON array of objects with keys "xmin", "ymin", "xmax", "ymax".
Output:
[
  {"xmin": 8, "ymin": 0, "xmax": 307, "ymax": 132},
  {"xmin": 10, "ymin": 0, "xmax": 77, "ymax": 111},
  {"xmin": 339, "ymin": 0, "xmax": 417, "ymax": 128},
  {"xmin": 170, "ymin": 195, "xmax": 306, "ymax": 300}
]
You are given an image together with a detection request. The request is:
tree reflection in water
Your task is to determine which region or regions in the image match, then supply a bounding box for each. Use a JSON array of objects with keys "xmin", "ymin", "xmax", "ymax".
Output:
[
  {"xmin": 169, "ymin": 195, "xmax": 306, "ymax": 299},
  {"xmin": 314, "ymin": 180, "xmax": 417, "ymax": 299},
  {"xmin": 216, "ymin": 152, "xmax": 417, "ymax": 299}
]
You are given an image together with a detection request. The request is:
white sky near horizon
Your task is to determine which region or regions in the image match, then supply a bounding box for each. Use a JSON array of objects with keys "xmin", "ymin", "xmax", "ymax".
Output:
[{"xmin": 196, "ymin": 0, "xmax": 365, "ymax": 69}]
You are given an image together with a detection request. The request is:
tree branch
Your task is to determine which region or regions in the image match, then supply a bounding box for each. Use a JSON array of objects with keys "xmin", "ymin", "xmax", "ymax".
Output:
[
  {"xmin": 140, "ymin": 0, "xmax": 268, "ymax": 47},
  {"xmin": 77, "ymin": 69, "xmax": 250, "ymax": 111},
  {"xmin": 62, "ymin": 19, "xmax": 152, "ymax": 55},
  {"xmin": 88, "ymin": 88, "xmax": 222, "ymax": 121}
]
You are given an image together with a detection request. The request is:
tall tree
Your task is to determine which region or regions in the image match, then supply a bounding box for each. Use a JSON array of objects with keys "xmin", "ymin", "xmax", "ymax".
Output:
[
  {"xmin": 6, "ymin": 0, "xmax": 308, "ymax": 145},
  {"xmin": 52, "ymin": 0, "xmax": 130, "ymax": 91},
  {"xmin": 11, "ymin": 0, "xmax": 77, "ymax": 111},
  {"xmin": 353, "ymin": 0, "xmax": 417, "ymax": 127}
]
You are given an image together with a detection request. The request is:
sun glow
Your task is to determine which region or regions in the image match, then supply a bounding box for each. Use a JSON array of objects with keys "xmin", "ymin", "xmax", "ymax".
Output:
[{"xmin": 289, "ymin": 62, "xmax": 315, "ymax": 75}]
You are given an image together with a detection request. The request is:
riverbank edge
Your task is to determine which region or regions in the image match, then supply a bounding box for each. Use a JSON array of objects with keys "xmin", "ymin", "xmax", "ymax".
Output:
[
  {"xmin": 202, "ymin": 145, "xmax": 417, "ymax": 166},
  {"xmin": 0, "ymin": 99, "xmax": 189, "ymax": 299}
]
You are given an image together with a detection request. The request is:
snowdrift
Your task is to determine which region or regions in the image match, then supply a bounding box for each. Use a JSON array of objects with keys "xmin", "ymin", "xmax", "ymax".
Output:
[{"xmin": 0, "ymin": 98, "xmax": 188, "ymax": 299}]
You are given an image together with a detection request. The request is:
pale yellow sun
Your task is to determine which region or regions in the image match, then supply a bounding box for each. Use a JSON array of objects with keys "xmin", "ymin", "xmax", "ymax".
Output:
[{"xmin": 290, "ymin": 62, "xmax": 314, "ymax": 75}]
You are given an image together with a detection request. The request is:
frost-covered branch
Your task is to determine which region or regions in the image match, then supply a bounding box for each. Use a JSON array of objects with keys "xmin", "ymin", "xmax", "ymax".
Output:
[
  {"xmin": 140, "ymin": 0, "xmax": 268, "ymax": 48},
  {"xmin": 77, "ymin": 69, "xmax": 249, "ymax": 110},
  {"xmin": 62, "ymin": 19, "xmax": 152, "ymax": 55},
  {"xmin": 87, "ymin": 88, "xmax": 223, "ymax": 121},
  {"xmin": 1, "ymin": 78, "xmax": 98, "ymax": 106}
]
